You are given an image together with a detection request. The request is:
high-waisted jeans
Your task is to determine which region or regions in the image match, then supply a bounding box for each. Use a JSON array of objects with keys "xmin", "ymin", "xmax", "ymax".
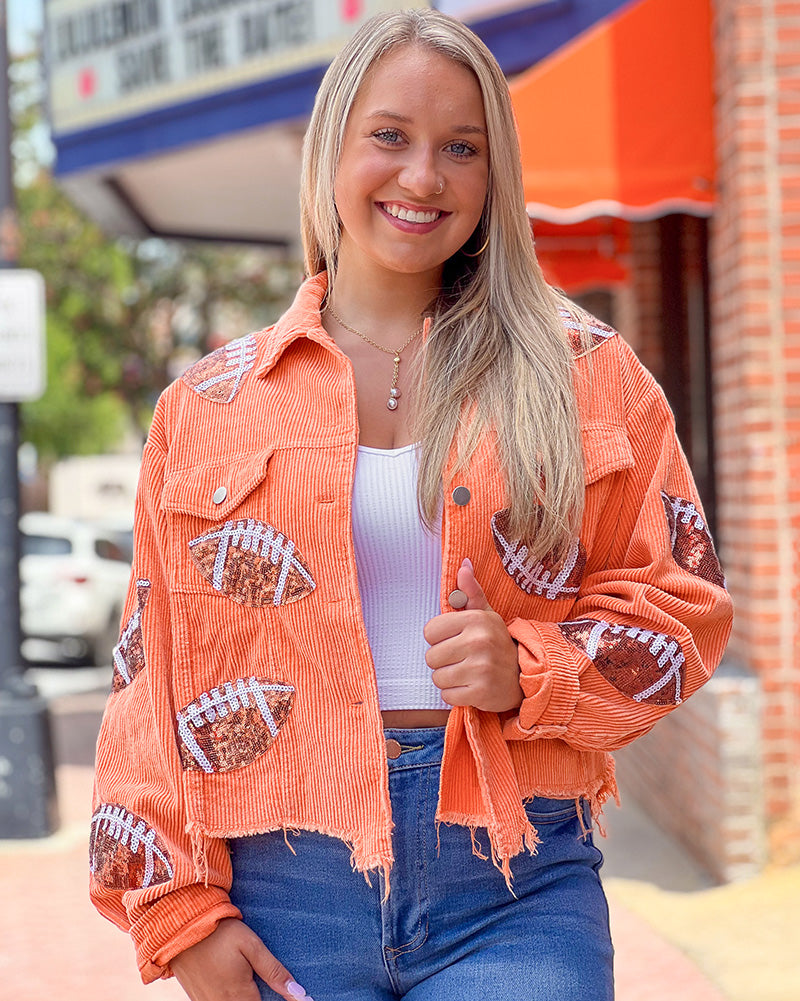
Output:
[{"xmin": 228, "ymin": 726, "xmax": 614, "ymax": 1000}]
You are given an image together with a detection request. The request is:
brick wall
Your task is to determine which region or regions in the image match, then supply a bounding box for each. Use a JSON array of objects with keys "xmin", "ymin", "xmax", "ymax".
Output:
[
  {"xmin": 708, "ymin": 0, "xmax": 800, "ymax": 862},
  {"xmin": 614, "ymin": 660, "xmax": 766, "ymax": 882}
]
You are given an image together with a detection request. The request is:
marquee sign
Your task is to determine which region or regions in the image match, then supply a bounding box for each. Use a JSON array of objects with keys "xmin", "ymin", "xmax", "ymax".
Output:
[{"xmin": 47, "ymin": 0, "xmax": 429, "ymax": 135}]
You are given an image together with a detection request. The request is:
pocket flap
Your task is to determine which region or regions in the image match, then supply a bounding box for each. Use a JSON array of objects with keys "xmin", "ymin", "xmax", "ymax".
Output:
[
  {"xmin": 582, "ymin": 424, "xmax": 634, "ymax": 486},
  {"xmin": 162, "ymin": 450, "xmax": 274, "ymax": 520}
]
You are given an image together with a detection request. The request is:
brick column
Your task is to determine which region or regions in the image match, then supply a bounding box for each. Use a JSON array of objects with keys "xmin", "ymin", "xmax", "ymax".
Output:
[{"xmin": 710, "ymin": 0, "xmax": 800, "ymax": 862}]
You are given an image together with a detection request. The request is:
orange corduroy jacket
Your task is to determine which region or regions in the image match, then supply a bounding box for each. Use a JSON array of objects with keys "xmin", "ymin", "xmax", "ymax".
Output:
[{"xmin": 90, "ymin": 273, "xmax": 732, "ymax": 982}]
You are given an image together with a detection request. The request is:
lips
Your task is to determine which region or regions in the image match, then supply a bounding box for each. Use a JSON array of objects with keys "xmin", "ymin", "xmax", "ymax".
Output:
[{"xmin": 379, "ymin": 202, "xmax": 443, "ymax": 225}]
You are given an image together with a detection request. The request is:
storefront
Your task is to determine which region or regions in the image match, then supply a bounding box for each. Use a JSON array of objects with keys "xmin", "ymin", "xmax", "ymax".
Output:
[{"xmin": 43, "ymin": 0, "xmax": 800, "ymax": 877}]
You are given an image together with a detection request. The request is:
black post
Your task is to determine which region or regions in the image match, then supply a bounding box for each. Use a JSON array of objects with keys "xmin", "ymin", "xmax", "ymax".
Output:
[{"xmin": 0, "ymin": 0, "xmax": 58, "ymax": 838}]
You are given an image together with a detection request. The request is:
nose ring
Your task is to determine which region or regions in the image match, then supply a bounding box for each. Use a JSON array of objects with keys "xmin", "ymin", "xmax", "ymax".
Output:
[{"xmin": 436, "ymin": 180, "xmax": 445, "ymax": 195}]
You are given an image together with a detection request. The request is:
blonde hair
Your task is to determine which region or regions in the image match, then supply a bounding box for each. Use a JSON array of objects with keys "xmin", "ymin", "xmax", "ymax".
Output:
[{"xmin": 301, "ymin": 9, "xmax": 584, "ymax": 559}]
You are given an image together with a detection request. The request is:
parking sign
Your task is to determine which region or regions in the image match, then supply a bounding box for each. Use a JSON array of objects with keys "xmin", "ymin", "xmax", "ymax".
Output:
[{"xmin": 0, "ymin": 270, "xmax": 46, "ymax": 402}]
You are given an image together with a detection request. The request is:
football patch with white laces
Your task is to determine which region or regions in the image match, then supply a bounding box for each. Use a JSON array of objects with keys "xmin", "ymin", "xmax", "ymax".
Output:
[
  {"xmin": 182, "ymin": 333, "xmax": 257, "ymax": 403},
  {"xmin": 491, "ymin": 509, "xmax": 586, "ymax": 599},
  {"xmin": 189, "ymin": 518, "xmax": 316, "ymax": 607},
  {"xmin": 111, "ymin": 579, "xmax": 151, "ymax": 692},
  {"xmin": 176, "ymin": 676, "xmax": 295, "ymax": 773},
  {"xmin": 662, "ymin": 492, "xmax": 725, "ymax": 588},
  {"xmin": 89, "ymin": 803, "xmax": 173, "ymax": 890},
  {"xmin": 559, "ymin": 308, "xmax": 617, "ymax": 356},
  {"xmin": 559, "ymin": 618, "xmax": 686, "ymax": 705}
]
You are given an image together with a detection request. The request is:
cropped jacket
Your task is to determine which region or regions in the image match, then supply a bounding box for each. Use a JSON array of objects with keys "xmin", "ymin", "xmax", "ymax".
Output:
[{"xmin": 90, "ymin": 273, "xmax": 732, "ymax": 982}]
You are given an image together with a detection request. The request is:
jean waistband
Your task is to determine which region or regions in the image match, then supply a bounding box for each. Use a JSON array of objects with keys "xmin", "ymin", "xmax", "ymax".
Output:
[{"xmin": 383, "ymin": 726, "xmax": 446, "ymax": 770}]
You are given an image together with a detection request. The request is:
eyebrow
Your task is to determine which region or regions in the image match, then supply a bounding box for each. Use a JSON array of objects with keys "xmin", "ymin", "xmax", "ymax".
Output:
[{"xmin": 365, "ymin": 111, "xmax": 487, "ymax": 136}]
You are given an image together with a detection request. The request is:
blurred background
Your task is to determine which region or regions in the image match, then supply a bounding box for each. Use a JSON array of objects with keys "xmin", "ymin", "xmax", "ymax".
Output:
[{"xmin": 1, "ymin": 2, "xmax": 799, "ymax": 999}]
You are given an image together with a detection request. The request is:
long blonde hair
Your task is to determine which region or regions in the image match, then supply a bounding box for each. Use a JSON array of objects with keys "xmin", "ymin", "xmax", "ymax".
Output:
[{"xmin": 301, "ymin": 9, "xmax": 584, "ymax": 559}]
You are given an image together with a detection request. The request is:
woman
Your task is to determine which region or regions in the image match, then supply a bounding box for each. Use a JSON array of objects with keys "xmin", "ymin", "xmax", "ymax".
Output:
[{"xmin": 90, "ymin": 9, "xmax": 732, "ymax": 1001}]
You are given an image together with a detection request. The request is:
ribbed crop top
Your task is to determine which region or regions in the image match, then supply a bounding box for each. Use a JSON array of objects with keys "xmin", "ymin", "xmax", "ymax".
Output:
[{"xmin": 351, "ymin": 444, "xmax": 448, "ymax": 711}]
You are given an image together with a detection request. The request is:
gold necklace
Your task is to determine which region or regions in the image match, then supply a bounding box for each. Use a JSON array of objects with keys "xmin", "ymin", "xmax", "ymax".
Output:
[{"xmin": 325, "ymin": 302, "xmax": 422, "ymax": 411}]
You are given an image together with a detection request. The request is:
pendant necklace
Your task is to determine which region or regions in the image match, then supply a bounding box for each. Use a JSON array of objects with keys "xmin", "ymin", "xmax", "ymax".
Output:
[{"xmin": 325, "ymin": 302, "xmax": 423, "ymax": 411}]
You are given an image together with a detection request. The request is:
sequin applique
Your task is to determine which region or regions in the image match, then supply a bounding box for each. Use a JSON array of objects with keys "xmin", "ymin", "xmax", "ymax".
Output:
[
  {"xmin": 559, "ymin": 618, "xmax": 685, "ymax": 705},
  {"xmin": 491, "ymin": 509, "xmax": 586, "ymax": 599},
  {"xmin": 188, "ymin": 518, "xmax": 316, "ymax": 607},
  {"xmin": 662, "ymin": 492, "xmax": 726, "ymax": 588},
  {"xmin": 182, "ymin": 333, "xmax": 257, "ymax": 403},
  {"xmin": 89, "ymin": 804, "xmax": 173, "ymax": 890},
  {"xmin": 176, "ymin": 676, "xmax": 295, "ymax": 773},
  {"xmin": 111, "ymin": 579, "xmax": 151, "ymax": 692}
]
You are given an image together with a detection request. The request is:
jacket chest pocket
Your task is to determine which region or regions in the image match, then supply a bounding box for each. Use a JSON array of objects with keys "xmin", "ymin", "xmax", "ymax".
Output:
[{"xmin": 160, "ymin": 449, "xmax": 316, "ymax": 607}]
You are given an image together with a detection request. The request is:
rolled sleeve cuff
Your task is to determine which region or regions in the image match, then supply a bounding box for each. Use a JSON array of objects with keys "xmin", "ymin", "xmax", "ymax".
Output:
[
  {"xmin": 131, "ymin": 884, "xmax": 242, "ymax": 984},
  {"xmin": 502, "ymin": 619, "xmax": 581, "ymax": 740}
]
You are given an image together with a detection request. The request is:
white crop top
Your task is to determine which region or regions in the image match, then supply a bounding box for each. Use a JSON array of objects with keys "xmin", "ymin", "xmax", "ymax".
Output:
[{"xmin": 351, "ymin": 444, "xmax": 448, "ymax": 711}]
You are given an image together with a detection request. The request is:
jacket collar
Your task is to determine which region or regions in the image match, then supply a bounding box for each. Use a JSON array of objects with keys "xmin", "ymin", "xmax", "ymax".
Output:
[{"xmin": 255, "ymin": 271, "xmax": 334, "ymax": 380}]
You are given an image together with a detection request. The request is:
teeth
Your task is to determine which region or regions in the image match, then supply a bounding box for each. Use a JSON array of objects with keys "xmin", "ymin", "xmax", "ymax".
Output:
[{"xmin": 383, "ymin": 204, "xmax": 440, "ymax": 224}]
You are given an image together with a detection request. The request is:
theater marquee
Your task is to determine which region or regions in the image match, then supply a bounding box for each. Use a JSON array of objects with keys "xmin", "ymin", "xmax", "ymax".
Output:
[{"xmin": 47, "ymin": 0, "xmax": 429, "ymax": 135}]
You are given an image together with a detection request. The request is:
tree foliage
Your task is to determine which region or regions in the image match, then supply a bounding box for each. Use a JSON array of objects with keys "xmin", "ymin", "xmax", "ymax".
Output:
[{"xmin": 10, "ymin": 49, "xmax": 299, "ymax": 462}]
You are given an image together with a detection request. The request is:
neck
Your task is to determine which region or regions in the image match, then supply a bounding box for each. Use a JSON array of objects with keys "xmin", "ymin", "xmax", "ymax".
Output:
[{"xmin": 330, "ymin": 255, "xmax": 441, "ymax": 339}]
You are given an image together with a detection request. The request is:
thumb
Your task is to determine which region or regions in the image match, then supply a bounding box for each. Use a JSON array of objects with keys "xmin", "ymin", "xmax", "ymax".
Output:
[
  {"xmin": 244, "ymin": 937, "xmax": 314, "ymax": 1001},
  {"xmin": 457, "ymin": 557, "xmax": 492, "ymax": 611}
]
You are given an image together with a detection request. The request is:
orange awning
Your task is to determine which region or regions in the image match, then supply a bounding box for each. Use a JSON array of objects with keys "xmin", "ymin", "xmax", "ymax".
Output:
[
  {"xmin": 510, "ymin": 0, "xmax": 715, "ymax": 223},
  {"xmin": 532, "ymin": 217, "xmax": 631, "ymax": 292}
]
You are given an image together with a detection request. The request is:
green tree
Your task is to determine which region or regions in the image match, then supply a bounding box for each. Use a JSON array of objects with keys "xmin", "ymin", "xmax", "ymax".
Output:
[{"xmin": 10, "ymin": 48, "xmax": 298, "ymax": 462}]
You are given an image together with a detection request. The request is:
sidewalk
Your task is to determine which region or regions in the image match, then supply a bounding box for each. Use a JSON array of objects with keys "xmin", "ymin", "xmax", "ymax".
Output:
[{"xmin": 1, "ymin": 680, "xmax": 796, "ymax": 1001}]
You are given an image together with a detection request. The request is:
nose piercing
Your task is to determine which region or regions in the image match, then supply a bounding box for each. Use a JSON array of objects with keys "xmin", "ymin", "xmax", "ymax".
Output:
[{"xmin": 436, "ymin": 180, "xmax": 445, "ymax": 195}]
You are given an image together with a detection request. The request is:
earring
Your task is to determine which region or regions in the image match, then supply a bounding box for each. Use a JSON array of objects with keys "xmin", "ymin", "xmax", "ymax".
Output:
[{"xmin": 463, "ymin": 233, "xmax": 490, "ymax": 257}]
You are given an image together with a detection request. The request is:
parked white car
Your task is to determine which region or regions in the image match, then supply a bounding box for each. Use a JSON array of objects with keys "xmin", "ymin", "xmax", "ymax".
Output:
[{"xmin": 20, "ymin": 512, "xmax": 132, "ymax": 665}]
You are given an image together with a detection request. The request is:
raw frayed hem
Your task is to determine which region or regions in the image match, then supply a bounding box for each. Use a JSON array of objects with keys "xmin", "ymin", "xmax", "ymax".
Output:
[
  {"xmin": 435, "ymin": 811, "xmax": 541, "ymax": 894},
  {"xmin": 187, "ymin": 823, "xmax": 210, "ymax": 887},
  {"xmin": 189, "ymin": 818, "xmax": 395, "ymax": 898}
]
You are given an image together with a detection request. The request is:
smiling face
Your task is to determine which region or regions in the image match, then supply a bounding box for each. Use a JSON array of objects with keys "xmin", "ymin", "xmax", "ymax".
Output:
[{"xmin": 333, "ymin": 44, "xmax": 489, "ymax": 287}]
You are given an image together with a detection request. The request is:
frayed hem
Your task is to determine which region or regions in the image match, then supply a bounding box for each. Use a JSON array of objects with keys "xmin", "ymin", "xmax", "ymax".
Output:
[
  {"xmin": 187, "ymin": 823, "xmax": 209, "ymax": 887},
  {"xmin": 189, "ymin": 818, "xmax": 394, "ymax": 895},
  {"xmin": 436, "ymin": 810, "xmax": 541, "ymax": 893}
]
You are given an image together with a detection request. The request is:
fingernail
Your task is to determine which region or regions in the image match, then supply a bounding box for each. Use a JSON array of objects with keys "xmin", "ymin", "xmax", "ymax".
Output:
[
  {"xmin": 462, "ymin": 557, "xmax": 474, "ymax": 570},
  {"xmin": 287, "ymin": 983, "xmax": 307, "ymax": 999}
]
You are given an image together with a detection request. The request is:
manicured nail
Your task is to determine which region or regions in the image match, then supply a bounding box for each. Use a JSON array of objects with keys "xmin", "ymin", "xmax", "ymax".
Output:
[
  {"xmin": 287, "ymin": 983, "xmax": 307, "ymax": 1000},
  {"xmin": 463, "ymin": 557, "xmax": 474, "ymax": 571}
]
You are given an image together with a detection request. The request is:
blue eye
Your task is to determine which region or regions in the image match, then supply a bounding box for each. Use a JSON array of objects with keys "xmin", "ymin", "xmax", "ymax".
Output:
[
  {"xmin": 373, "ymin": 129, "xmax": 404, "ymax": 145},
  {"xmin": 447, "ymin": 141, "xmax": 479, "ymax": 159}
]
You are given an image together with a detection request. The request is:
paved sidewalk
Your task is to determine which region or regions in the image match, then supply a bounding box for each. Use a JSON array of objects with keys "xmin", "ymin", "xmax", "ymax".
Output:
[{"xmin": 2, "ymin": 682, "xmax": 793, "ymax": 1001}]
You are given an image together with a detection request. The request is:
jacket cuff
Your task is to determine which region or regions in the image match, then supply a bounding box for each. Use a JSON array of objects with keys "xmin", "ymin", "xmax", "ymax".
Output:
[
  {"xmin": 131, "ymin": 884, "xmax": 242, "ymax": 984},
  {"xmin": 502, "ymin": 619, "xmax": 581, "ymax": 740}
]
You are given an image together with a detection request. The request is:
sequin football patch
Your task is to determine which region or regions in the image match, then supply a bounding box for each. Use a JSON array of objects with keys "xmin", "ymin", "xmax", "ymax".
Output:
[
  {"xmin": 176, "ymin": 676, "xmax": 295, "ymax": 773},
  {"xmin": 559, "ymin": 308, "xmax": 617, "ymax": 355},
  {"xmin": 662, "ymin": 492, "xmax": 725, "ymax": 588},
  {"xmin": 89, "ymin": 804, "xmax": 173, "ymax": 890},
  {"xmin": 181, "ymin": 333, "xmax": 257, "ymax": 403},
  {"xmin": 188, "ymin": 518, "xmax": 316, "ymax": 607},
  {"xmin": 111, "ymin": 579, "xmax": 151, "ymax": 692},
  {"xmin": 559, "ymin": 619, "xmax": 686, "ymax": 705},
  {"xmin": 491, "ymin": 509, "xmax": 586, "ymax": 599}
]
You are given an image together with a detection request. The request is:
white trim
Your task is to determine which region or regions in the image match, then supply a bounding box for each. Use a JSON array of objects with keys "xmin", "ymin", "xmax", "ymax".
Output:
[{"xmin": 526, "ymin": 198, "xmax": 714, "ymax": 224}]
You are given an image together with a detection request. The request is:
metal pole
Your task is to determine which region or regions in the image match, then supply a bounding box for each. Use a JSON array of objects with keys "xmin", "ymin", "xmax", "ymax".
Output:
[{"xmin": 0, "ymin": 0, "xmax": 58, "ymax": 838}]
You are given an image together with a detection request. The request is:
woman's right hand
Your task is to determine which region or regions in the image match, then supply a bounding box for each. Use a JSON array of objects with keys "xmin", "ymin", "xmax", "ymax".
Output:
[{"xmin": 171, "ymin": 917, "xmax": 313, "ymax": 1001}]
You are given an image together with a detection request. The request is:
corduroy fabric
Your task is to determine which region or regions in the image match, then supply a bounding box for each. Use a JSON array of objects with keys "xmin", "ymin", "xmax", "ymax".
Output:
[{"xmin": 91, "ymin": 273, "xmax": 732, "ymax": 983}]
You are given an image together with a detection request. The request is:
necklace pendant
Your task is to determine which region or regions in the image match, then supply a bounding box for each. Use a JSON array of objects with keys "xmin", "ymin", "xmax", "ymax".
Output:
[
  {"xmin": 389, "ymin": 387, "xmax": 400, "ymax": 399},
  {"xmin": 386, "ymin": 397, "xmax": 399, "ymax": 411}
]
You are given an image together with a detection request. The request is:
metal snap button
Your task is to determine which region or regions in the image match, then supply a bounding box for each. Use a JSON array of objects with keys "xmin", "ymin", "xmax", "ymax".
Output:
[
  {"xmin": 212, "ymin": 486, "xmax": 228, "ymax": 504},
  {"xmin": 452, "ymin": 486, "xmax": 471, "ymax": 506},
  {"xmin": 448, "ymin": 589, "xmax": 468, "ymax": 609},
  {"xmin": 385, "ymin": 738, "xmax": 402, "ymax": 760}
]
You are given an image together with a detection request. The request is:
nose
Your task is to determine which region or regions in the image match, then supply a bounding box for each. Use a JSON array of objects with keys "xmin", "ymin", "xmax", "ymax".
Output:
[{"xmin": 397, "ymin": 147, "xmax": 440, "ymax": 198}]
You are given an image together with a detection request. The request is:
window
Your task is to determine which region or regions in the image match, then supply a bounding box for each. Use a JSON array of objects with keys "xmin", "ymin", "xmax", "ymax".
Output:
[{"xmin": 22, "ymin": 534, "xmax": 72, "ymax": 556}]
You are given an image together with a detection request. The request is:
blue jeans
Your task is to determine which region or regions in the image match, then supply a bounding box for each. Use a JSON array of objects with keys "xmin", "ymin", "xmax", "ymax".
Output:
[{"xmin": 229, "ymin": 727, "xmax": 614, "ymax": 1000}]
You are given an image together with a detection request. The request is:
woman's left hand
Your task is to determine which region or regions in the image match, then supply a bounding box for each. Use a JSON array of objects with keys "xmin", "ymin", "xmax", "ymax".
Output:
[{"xmin": 424, "ymin": 558, "xmax": 524, "ymax": 712}]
